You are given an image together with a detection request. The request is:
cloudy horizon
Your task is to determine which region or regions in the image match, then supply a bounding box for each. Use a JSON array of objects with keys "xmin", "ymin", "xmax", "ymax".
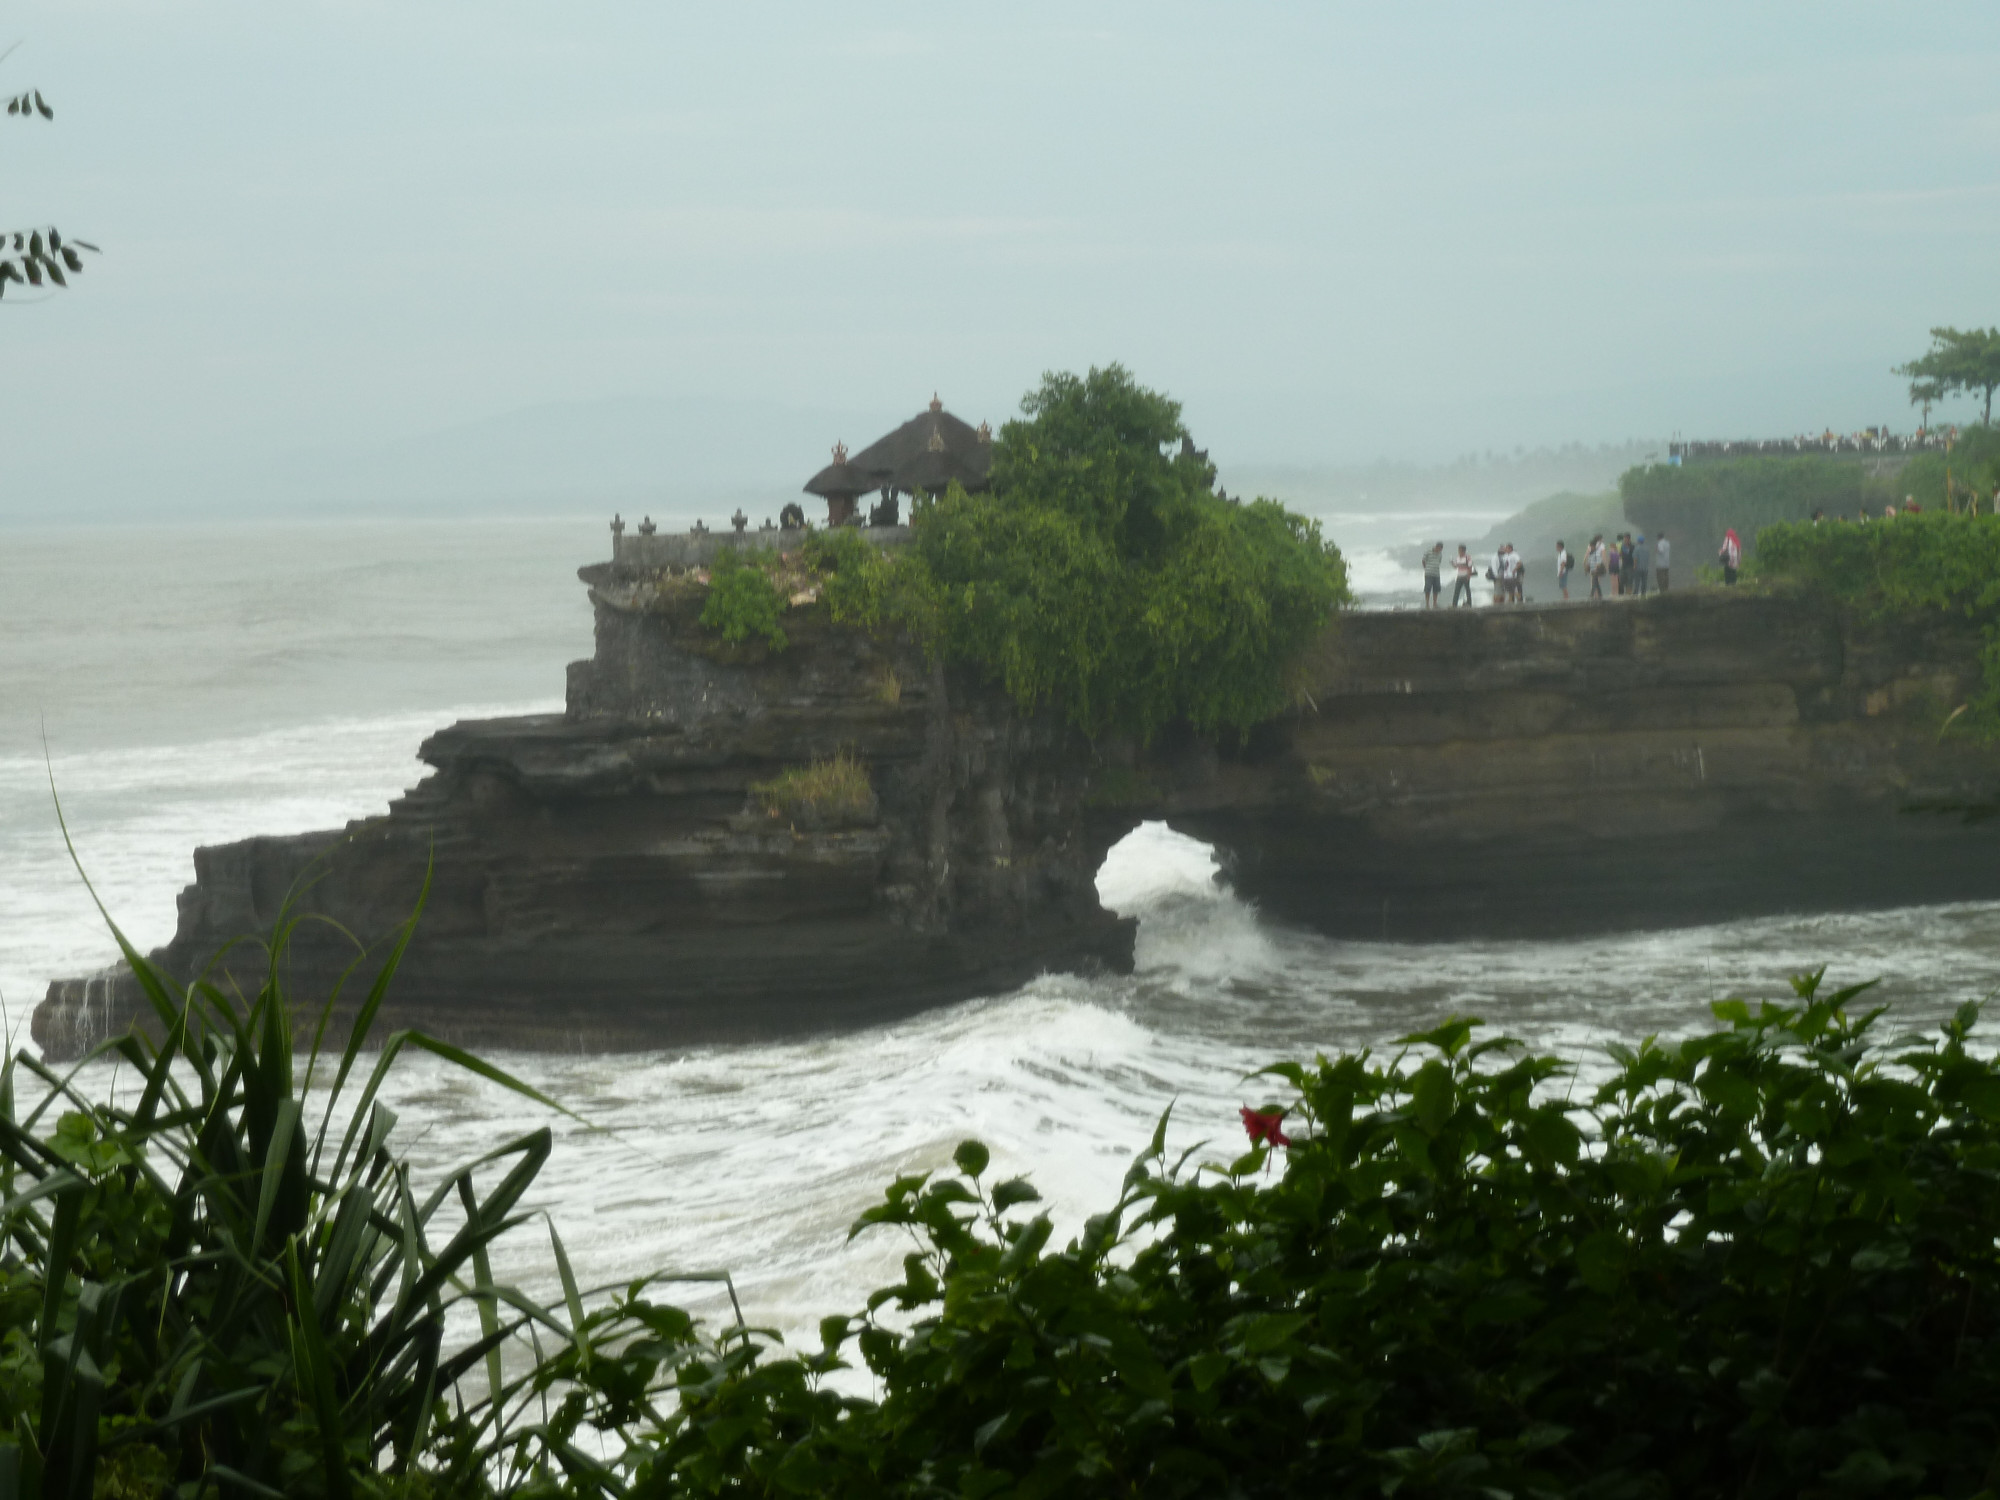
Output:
[{"xmin": 3, "ymin": 2, "xmax": 1996, "ymax": 520}]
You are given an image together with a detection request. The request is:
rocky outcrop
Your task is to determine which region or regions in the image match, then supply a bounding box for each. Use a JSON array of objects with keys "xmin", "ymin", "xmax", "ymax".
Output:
[
  {"xmin": 1131, "ymin": 593, "xmax": 2000, "ymax": 938},
  {"xmin": 35, "ymin": 570, "xmax": 2000, "ymax": 1060},
  {"xmin": 34, "ymin": 565, "xmax": 1132, "ymax": 1060}
]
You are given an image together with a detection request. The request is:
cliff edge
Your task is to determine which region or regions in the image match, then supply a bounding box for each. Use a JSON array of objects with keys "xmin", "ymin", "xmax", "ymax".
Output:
[{"xmin": 35, "ymin": 568, "xmax": 2000, "ymax": 1060}]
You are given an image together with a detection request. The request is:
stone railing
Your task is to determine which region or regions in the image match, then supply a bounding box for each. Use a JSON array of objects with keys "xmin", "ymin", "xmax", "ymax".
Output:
[{"xmin": 607, "ymin": 512, "xmax": 911, "ymax": 570}]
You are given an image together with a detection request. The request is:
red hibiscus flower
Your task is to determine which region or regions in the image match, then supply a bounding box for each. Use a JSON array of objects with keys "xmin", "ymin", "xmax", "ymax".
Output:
[{"xmin": 1240, "ymin": 1106, "xmax": 1292, "ymax": 1149}]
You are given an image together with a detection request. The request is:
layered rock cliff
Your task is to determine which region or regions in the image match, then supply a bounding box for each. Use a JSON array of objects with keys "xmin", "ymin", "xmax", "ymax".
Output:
[{"xmin": 35, "ymin": 566, "xmax": 2000, "ymax": 1061}]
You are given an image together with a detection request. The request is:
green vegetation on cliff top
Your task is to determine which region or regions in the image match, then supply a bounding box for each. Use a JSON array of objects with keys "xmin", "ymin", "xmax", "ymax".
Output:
[
  {"xmin": 803, "ymin": 366, "xmax": 1351, "ymax": 740},
  {"xmin": 1752, "ymin": 508, "xmax": 2000, "ymax": 733},
  {"xmin": 1618, "ymin": 429, "xmax": 2000, "ymax": 569},
  {"xmin": 14, "ymin": 936, "xmax": 2000, "ymax": 1497}
]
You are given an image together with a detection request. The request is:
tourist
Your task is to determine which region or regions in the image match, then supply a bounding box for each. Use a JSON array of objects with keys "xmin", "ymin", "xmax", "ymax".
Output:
[
  {"xmin": 1422, "ymin": 543, "xmax": 1443, "ymax": 610},
  {"xmin": 1450, "ymin": 545, "xmax": 1474, "ymax": 608},
  {"xmin": 1631, "ymin": 533, "xmax": 1650, "ymax": 596},
  {"xmin": 1618, "ymin": 534, "xmax": 1635, "ymax": 595},
  {"xmin": 1607, "ymin": 535, "xmax": 1623, "ymax": 596},
  {"xmin": 1587, "ymin": 535, "xmax": 1606, "ymax": 601},
  {"xmin": 1655, "ymin": 532, "xmax": 1671, "ymax": 592},
  {"xmin": 1718, "ymin": 527, "xmax": 1742, "ymax": 585},
  {"xmin": 1556, "ymin": 539, "xmax": 1573, "ymax": 600},
  {"xmin": 1505, "ymin": 544, "xmax": 1525, "ymax": 603}
]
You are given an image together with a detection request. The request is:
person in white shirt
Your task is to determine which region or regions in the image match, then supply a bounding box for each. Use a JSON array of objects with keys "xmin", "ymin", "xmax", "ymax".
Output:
[
  {"xmin": 1450, "ymin": 545, "xmax": 1475, "ymax": 607},
  {"xmin": 1556, "ymin": 540, "xmax": 1573, "ymax": 600},
  {"xmin": 1654, "ymin": 533, "xmax": 1671, "ymax": 592}
]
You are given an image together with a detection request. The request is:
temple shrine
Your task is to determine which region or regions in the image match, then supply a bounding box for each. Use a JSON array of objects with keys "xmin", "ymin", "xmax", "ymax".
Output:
[{"xmin": 804, "ymin": 395, "xmax": 993, "ymax": 526}]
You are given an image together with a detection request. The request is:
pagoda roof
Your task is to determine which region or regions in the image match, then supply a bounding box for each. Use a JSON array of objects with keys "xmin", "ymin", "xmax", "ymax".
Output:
[
  {"xmin": 803, "ymin": 441, "xmax": 871, "ymax": 499},
  {"xmin": 806, "ymin": 395, "xmax": 994, "ymax": 499}
]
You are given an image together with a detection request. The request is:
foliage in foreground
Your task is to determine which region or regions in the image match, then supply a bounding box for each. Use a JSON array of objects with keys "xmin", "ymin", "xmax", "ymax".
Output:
[
  {"xmin": 0, "ymin": 892, "xmax": 743, "ymax": 1500},
  {"xmin": 3, "ymin": 57, "xmax": 101, "ymax": 299},
  {"xmin": 804, "ymin": 366, "xmax": 1351, "ymax": 740},
  {"xmin": 1752, "ymin": 509, "xmax": 2000, "ymax": 732},
  {"xmin": 14, "ymin": 951, "xmax": 2000, "ymax": 1496}
]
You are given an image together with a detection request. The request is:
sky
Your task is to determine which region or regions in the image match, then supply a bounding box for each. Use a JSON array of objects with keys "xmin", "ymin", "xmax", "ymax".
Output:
[{"xmin": 3, "ymin": 1, "xmax": 1998, "ymax": 519}]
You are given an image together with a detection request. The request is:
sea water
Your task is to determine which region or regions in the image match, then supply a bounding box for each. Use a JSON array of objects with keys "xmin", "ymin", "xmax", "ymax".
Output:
[{"xmin": 6, "ymin": 515, "xmax": 2000, "ymax": 1341}]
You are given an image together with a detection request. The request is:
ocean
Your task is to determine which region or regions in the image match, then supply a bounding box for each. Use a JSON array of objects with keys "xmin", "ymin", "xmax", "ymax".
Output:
[{"xmin": 6, "ymin": 511, "xmax": 2000, "ymax": 1340}]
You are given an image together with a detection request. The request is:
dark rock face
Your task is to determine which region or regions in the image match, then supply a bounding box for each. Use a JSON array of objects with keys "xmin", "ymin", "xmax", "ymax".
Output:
[
  {"xmin": 35, "ymin": 575, "xmax": 2000, "ymax": 1061},
  {"xmin": 1135, "ymin": 592, "xmax": 2000, "ymax": 939},
  {"xmin": 33, "ymin": 566, "xmax": 1133, "ymax": 1060}
]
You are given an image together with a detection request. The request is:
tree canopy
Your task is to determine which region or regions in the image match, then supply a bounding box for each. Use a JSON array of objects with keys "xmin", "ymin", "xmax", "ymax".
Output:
[
  {"xmin": 1896, "ymin": 326, "xmax": 2000, "ymax": 427},
  {"xmin": 806, "ymin": 365, "xmax": 1350, "ymax": 740}
]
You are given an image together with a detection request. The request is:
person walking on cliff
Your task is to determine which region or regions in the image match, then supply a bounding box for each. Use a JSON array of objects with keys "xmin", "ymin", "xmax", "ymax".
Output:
[
  {"xmin": 1606, "ymin": 535, "xmax": 1623, "ymax": 596},
  {"xmin": 1422, "ymin": 543, "xmax": 1443, "ymax": 609},
  {"xmin": 1719, "ymin": 527, "xmax": 1742, "ymax": 585},
  {"xmin": 1450, "ymin": 545, "xmax": 1474, "ymax": 607},
  {"xmin": 1655, "ymin": 531, "xmax": 1671, "ymax": 592},
  {"xmin": 1587, "ymin": 536, "xmax": 1606, "ymax": 600},
  {"xmin": 1556, "ymin": 539, "xmax": 1573, "ymax": 600},
  {"xmin": 1618, "ymin": 534, "xmax": 1635, "ymax": 595},
  {"xmin": 1631, "ymin": 532, "xmax": 1651, "ymax": 596}
]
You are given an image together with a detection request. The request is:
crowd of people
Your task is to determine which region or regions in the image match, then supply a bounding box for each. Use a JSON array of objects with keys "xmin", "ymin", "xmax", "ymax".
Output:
[
  {"xmin": 1669, "ymin": 428, "xmax": 1957, "ymax": 462},
  {"xmin": 1421, "ymin": 533, "xmax": 1681, "ymax": 608}
]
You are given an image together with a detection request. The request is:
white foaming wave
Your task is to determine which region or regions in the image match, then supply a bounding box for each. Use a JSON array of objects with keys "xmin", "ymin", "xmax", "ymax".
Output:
[
  {"xmin": 1095, "ymin": 821, "xmax": 1222, "ymax": 910},
  {"xmin": 346, "ymin": 983, "xmax": 1210, "ymax": 1350},
  {"xmin": 1343, "ymin": 547, "xmax": 1420, "ymax": 597},
  {"xmin": 0, "ymin": 701, "xmax": 560, "ymax": 789},
  {"xmin": 0, "ymin": 700, "xmax": 558, "ymax": 1028}
]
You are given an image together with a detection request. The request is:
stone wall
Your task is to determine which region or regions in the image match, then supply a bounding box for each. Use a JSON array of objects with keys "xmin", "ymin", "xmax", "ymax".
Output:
[{"xmin": 610, "ymin": 523, "xmax": 909, "ymax": 571}]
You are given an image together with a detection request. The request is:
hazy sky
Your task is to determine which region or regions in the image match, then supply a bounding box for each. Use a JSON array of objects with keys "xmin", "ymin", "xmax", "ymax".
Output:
[{"xmin": 4, "ymin": 2, "xmax": 1998, "ymax": 516}]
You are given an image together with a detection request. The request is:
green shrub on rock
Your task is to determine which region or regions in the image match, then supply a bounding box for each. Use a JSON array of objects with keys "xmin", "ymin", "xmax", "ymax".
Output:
[
  {"xmin": 699, "ymin": 546, "xmax": 788, "ymax": 651},
  {"xmin": 1753, "ymin": 510, "xmax": 2000, "ymax": 731}
]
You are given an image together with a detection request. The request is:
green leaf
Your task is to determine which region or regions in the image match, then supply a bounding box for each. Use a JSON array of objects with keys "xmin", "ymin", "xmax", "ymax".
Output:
[
  {"xmin": 1575, "ymin": 1230, "xmax": 1627, "ymax": 1294},
  {"xmin": 1187, "ymin": 1351, "xmax": 1231, "ymax": 1392},
  {"xmin": 990, "ymin": 1176, "xmax": 1040, "ymax": 1212},
  {"xmin": 954, "ymin": 1140, "xmax": 991, "ymax": 1178},
  {"xmin": 1412, "ymin": 1061, "xmax": 1454, "ymax": 1137}
]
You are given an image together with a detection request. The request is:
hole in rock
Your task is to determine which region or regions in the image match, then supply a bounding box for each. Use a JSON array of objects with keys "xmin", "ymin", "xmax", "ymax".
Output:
[{"xmin": 1094, "ymin": 821, "xmax": 1225, "ymax": 916}]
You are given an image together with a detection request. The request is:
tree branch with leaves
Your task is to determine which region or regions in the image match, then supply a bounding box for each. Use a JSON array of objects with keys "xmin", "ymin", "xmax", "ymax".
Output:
[
  {"xmin": 1896, "ymin": 326, "xmax": 2000, "ymax": 428},
  {"xmin": 2, "ymin": 58, "xmax": 100, "ymax": 300}
]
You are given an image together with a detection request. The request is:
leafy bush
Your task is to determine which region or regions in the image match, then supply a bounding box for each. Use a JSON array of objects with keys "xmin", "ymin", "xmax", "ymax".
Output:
[
  {"xmin": 626, "ymin": 976, "xmax": 2000, "ymax": 1498},
  {"xmin": 806, "ymin": 367, "xmax": 1350, "ymax": 740},
  {"xmin": 1752, "ymin": 510, "xmax": 2000, "ymax": 729},
  {"xmin": 0, "ymin": 885, "xmax": 742, "ymax": 1500},
  {"xmin": 1898, "ymin": 425, "xmax": 2000, "ymax": 512},
  {"xmin": 699, "ymin": 547, "xmax": 787, "ymax": 651},
  {"xmin": 749, "ymin": 751, "xmax": 872, "ymax": 820}
]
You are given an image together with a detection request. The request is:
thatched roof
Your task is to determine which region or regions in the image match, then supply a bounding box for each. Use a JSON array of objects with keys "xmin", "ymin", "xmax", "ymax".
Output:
[
  {"xmin": 810, "ymin": 396, "xmax": 994, "ymax": 499},
  {"xmin": 803, "ymin": 441, "xmax": 871, "ymax": 500}
]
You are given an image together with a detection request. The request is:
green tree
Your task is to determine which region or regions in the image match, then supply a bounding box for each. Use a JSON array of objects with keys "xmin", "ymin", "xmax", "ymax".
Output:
[
  {"xmin": 2, "ymin": 47, "xmax": 99, "ymax": 298},
  {"xmin": 1896, "ymin": 326, "xmax": 2000, "ymax": 426},
  {"xmin": 813, "ymin": 366, "xmax": 1350, "ymax": 740}
]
